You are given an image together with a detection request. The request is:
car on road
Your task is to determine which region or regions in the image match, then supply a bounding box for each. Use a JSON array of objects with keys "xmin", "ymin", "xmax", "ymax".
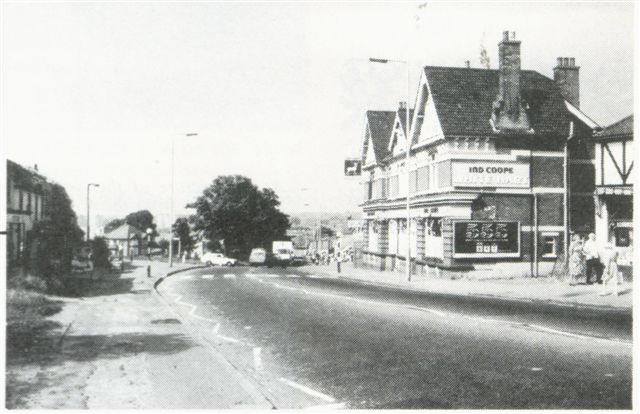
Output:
[
  {"xmin": 200, "ymin": 252, "xmax": 237, "ymax": 267},
  {"xmin": 249, "ymin": 248, "xmax": 267, "ymax": 266}
]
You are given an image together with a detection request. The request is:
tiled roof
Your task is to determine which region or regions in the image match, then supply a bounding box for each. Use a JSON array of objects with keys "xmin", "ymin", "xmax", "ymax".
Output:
[
  {"xmin": 366, "ymin": 110, "xmax": 396, "ymax": 163},
  {"xmin": 424, "ymin": 66, "xmax": 574, "ymax": 137},
  {"xmin": 595, "ymin": 115, "xmax": 633, "ymax": 139},
  {"xmin": 104, "ymin": 223, "xmax": 144, "ymax": 240}
]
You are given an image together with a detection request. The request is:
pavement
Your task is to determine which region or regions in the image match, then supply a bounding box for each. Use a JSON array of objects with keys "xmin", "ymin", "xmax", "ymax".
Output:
[
  {"xmin": 296, "ymin": 262, "xmax": 633, "ymax": 311},
  {"xmin": 156, "ymin": 266, "xmax": 632, "ymax": 409},
  {"xmin": 6, "ymin": 260, "xmax": 273, "ymax": 409}
]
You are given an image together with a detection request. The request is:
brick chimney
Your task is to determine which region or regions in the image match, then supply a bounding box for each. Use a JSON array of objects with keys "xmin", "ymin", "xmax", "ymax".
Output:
[
  {"xmin": 554, "ymin": 57, "xmax": 580, "ymax": 107},
  {"xmin": 491, "ymin": 31, "xmax": 532, "ymax": 133}
]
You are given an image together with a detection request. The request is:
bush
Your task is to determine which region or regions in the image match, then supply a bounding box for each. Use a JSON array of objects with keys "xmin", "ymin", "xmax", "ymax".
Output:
[{"xmin": 91, "ymin": 237, "xmax": 111, "ymax": 269}]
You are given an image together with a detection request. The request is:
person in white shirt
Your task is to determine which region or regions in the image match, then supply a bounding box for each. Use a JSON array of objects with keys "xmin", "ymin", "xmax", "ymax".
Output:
[
  {"xmin": 582, "ymin": 233, "xmax": 600, "ymax": 284},
  {"xmin": 600, "ymin": 243, "xmax": 621, "ymax": 296}
]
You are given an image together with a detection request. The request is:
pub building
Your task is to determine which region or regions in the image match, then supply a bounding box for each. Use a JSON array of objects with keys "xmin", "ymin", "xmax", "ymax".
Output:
[
  {"xmin": 593, "ymin": 115, "xmax": 633, "ymax": 279},
  {"xmin": 360, "ymin": 31, "xmax": 599, "ymax": 278}
]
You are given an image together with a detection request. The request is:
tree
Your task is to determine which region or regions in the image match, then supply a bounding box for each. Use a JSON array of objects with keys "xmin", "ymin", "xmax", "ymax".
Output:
[
  {"xmin": 191, "ymin": 175, "xmax": 290, "ymax": 258},
  {"xmin": 91, "ymin": 237, "xmax": 111, "ymax": 269},
  {"xmin": 124, "ymin": 210, "xmax": 157, "ymax": 237},
  {"xmin": 172, "ymin": 217, "xmax": 194, "ymax": 255},
  {"xmin": 29, "ymin": 183, "xmax": 84, "ymax": 287}
]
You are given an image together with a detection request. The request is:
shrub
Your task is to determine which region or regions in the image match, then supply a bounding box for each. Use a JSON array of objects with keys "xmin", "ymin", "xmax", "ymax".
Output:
[{"xmin": 91, "ymin": 237, "xmax": 111, "ymax": 269}]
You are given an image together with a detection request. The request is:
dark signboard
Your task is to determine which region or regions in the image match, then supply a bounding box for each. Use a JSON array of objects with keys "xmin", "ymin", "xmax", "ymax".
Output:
[
  {"xmin": 453, "ymin": 221, "xmax": 520, "ymax": 258},
  {"xmin": 344, "ymin": 159, "xmax": 362, "ymax": 176}
]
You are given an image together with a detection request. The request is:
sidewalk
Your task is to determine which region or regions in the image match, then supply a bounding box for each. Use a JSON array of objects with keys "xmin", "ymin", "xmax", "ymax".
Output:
[
  {"xmin": 297, "ymin": 262, "xmax": 632, "ymax": 311},
  {"xmin": 6, "ymin": 260, "xmax": 271, "ymax": 409}
]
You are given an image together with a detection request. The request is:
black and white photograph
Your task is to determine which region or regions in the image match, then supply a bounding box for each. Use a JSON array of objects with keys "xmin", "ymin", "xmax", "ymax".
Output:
[{"xmin": 1, "ymin": 1, "xmax": 635, "ymax": 409}]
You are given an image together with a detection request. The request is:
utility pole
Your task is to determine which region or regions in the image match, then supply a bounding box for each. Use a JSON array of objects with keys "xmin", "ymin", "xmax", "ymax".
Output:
[
  {"xmin": 169, "ymin": 132, "xmax": 198, "ymax": 267},
  {"xmin": 370, "ymin": 57, "xmax": 413, "ymax": 281}
]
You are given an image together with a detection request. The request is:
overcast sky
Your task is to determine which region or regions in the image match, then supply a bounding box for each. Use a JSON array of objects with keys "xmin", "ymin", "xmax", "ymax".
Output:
[{"xmin": 2, "ymin": 1, "xmax": 634, "ymax": 228}]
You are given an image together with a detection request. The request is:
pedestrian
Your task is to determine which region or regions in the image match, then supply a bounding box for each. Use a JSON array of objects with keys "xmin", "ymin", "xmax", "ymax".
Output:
[
  {"xmin": 600, "ymin": 242, "xmax": 621, "ymax": 296},
  {"xmin": 568, "ymin": 234, "xmax": 585, "ymax": 285},
  {"xmin": 582, "ymin": 233, "xmax": 600, "ymax": 284}
]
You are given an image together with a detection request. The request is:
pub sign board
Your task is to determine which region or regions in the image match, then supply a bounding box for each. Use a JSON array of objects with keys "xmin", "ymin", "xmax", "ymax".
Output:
[
  {"xmin": 344, "ymin": 159, "xmax": 362, "ymax": 176},
  {"xmin": 453, "ymin": 220, "xmax": 521, "ymax": 258}
]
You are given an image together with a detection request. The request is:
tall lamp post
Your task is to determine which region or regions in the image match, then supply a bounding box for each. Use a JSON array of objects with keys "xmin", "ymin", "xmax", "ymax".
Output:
[
  {"xmin": 86, "ymin": 183, "xmax": 100, "ymax": 242},
  {"xmin": 369, "ymin": 57, "xmax": 413, "ymax": 281},
  {"xmin": 169, "ymin": 132, "xmax": 198, "ymax": 267}
]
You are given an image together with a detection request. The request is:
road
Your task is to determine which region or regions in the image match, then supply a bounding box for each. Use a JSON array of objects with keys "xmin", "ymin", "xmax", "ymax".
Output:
[{"xmin": 156, "ymin": 265, "xmax": 632, "ymax": 409}]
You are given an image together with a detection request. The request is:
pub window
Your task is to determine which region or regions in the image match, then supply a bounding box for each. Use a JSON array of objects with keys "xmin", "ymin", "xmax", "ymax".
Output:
[
  {"xmin": 19, "ymin": 191, "xmax": 23, "ymax": 211},
  {"xmin": 541, "ymin": 234, "xmax": 558, "ymax": 257},
  {"xmin": 426, "ymin": 218, "xmax": 442, "ymax": 237},
  {"xmin": 614, "ymin": 227, "xmax": 632, "ymax": 247},
  {"xmin": 27, "ymin": 193, "xmax": 32, "ymax": 212}
]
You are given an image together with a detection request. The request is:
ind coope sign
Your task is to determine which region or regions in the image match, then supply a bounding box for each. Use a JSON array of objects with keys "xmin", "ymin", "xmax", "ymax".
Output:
[{"xmin": 451, "ymin": 160, "xmax": 530, "ymax": 187}]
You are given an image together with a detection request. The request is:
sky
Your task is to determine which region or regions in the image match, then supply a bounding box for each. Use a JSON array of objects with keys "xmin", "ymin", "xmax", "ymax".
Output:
[{"xmin": 2, "ymin": 1, "xmax": 634, "ymax": 229}]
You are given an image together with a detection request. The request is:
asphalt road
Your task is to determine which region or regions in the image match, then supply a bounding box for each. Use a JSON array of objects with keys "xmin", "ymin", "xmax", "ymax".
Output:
[{"xmin": 156, "ymin": 266, "xmax": 632, "ymax": 409}]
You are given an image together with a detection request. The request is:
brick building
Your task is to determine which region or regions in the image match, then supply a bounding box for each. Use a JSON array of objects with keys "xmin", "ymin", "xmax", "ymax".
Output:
[
  {"xmin": 6, "ymin": 160, "xmax": 48, "ymax": 268},
  {"xmin": 360, "ymin": 31, "xmax": 599, "ymax": 278}
]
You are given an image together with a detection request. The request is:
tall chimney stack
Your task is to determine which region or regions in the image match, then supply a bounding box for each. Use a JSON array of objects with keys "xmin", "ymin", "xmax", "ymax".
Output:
[
  {"xmin": 491, "ymin": 31, "xmax": 532, "ymax": 133},
  {"xmin": 554, "ymin": 57, "xmax": 580, "ymax": 107}
]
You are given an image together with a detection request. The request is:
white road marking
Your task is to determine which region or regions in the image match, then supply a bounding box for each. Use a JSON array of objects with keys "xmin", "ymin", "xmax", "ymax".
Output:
[
  {"xmin": 287, "ymin": 274, "xmax": 300, "ymax": 278},
  {"xmin": 223, "ymin": 273, "xmax": 236, "ymax": 279},
  {"xmin": 605, "ymin": 373, "xmax": 615, "ymax": 377},
  {"xmin": 202, "ymin": 274, "xmax": 215, "ymax": 279},
  {"xmin": 253, "ymin": 347, "xmax": 262, "ymax": 369},
  {"xmin": 244, "ymin": 326, "xmax": 252, "ymax": 330},
  {"xmin": 218, "ymin": 335, "xmax": 241, "ymax": 344},
  {"xmin": 530, "ymin": 367, "xmax": 543, "ymax": 372},
  {"xmin": 212, "ymin": 323, "xmax": 220, "ymax": 334},
  {"xmin": 181, "ymin": 275, "xmax": 193, "ymax": 280},
  {"xmin": 304, "ymin": 402, "xmax": 346, "ymax": 410},
  {"xmin": 279, "ymin": 378, "xmax": 336, "ymax": 403},
  {"xmin": 410, "ymin": 306, "xmax": 448, "ymax": 317},
  {"xmin": 527, "ymin": 324, "xmax": 584, "ymax": 339}
]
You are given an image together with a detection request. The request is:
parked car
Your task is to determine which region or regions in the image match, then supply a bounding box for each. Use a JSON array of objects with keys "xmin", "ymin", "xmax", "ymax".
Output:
[
  {"xmin": 200, "ymin": 252, "xmax": 237, "ymax": 267},
  {"xmin": 249, "ymin": 248, "xmax": 267, "ymax": 266}
]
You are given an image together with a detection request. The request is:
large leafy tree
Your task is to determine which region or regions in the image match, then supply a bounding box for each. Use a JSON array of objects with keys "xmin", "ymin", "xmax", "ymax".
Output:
[
  {"xmin": 191, "ymin": 175, "xmax": 290, "ymax": 258},
  {"xmin": 172, "ymin": 217, "xmax": 194, "ymax": 254}
]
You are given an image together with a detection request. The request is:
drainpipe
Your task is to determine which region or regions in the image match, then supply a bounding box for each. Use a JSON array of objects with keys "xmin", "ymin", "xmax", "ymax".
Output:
[
  {"xmin": 564, "ymin": 121, "xmax": 574, "ymax": 266},
  {"xmin": 533, "ymin": 192, "xmax": 539, "ymax": 278}
]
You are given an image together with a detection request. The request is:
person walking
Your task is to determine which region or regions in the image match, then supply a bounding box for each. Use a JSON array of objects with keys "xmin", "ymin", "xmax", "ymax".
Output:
[
  {"xmin": 568, "ymin": 234, "xmax": 585, "ymax": 285},
  {"xmin": 583, "ymin": 233, "xmax": 600, "ymax": 284},
  {"xmin": 600, "ymin": 242, "xmax": 621, "ymax": 296}
]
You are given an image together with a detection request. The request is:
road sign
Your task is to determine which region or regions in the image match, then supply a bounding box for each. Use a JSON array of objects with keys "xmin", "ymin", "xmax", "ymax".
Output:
[{"xmin": 344, "ymin": 159, "xmax": 362, "ymax": 176}]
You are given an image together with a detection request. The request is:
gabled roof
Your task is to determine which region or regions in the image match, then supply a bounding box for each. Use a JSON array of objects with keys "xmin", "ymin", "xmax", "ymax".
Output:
[
  {"xmin": 595, "ymin": 115, "xmax": 633, "ymax": 139},
  {"xmin": 7, "ymin": 160, "xmax": 47, "ymax": 194},
  {"xmin": 104, "ymin": 223, "xmax": 144, "ymax": 240},
  {"xmin": 365, "ymin": 110, "xmax": 396, "ymax": 164},
  {"xmin": 423, "ymin": 66, "xmax": 576, "ymax": 137}
]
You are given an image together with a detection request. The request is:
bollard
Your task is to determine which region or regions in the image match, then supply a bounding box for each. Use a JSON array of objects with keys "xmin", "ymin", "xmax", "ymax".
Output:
[
  {"xmin": 337, "ymin": 260, "xmax": 341, "ymax": 274},
  {"xmin": 147, "ymin": 265, "xmax": 151, "ymax": 278}
]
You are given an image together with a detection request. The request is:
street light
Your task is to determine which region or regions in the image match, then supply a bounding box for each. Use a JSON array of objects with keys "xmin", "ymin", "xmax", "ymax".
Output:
[
  {"xmin": 86, "ymin": 183, "xmax": 100, "ymax": 242},
  {"xmin": 369, "ymin": 57, "xmax": 413, "ymax": 281},
  {"xmin": 169, "ymin": 132, "xmax": 198, "ymax": 267}
]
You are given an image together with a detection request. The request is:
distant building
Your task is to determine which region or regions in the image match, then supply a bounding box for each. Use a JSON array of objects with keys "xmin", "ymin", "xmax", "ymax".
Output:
[
  {"xmin": 103, "ymin": 223, "xmax": 146, "ymax": 257},
  {"xmin": 359, "ymin": 31, "xmax": 599, "ymax": 278},
  {"xmin": 6, "ymin": 160, "xmax": 47, "ymax": 268},
  {"xmin": 593, "ymin": 115, "xmax": 633, "ymax": 275}
]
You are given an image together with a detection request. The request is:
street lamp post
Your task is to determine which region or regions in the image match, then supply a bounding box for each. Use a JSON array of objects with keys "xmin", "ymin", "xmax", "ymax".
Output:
[
  {"xmin": 370, "ymin": 57, "xmax": 413, "ymax": 281},
  {"xmin": 86, "ymin": 183, "xmax": 100, "ymax": 242},
  {"xmin": 169, "ymin": 132, "xmax": 198, "ymax": 267}
]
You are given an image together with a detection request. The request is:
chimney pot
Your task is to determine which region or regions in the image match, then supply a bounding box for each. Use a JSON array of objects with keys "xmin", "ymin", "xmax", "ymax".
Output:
[
  {"xmin": 511, "ymin": 31, "xmax": 516, "ymax": 40},
  {"xmin": 465, "ymin": 60, "xmax": 470, "ymax": 68},
  {"xmin": 503, "ymin": 31, "xmax": 509, "ymax": 41},
  {"xmin": 569, "ymin": 57, "xmax": 575, "ymax": 66},
  {"xmin": 399, "ymin": 101, "xmax": 407, "ymax": 110}
]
